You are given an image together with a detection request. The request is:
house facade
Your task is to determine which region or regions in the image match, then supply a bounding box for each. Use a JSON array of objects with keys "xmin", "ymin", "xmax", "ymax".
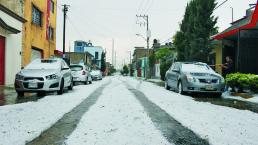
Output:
[
  {"xmin": 64, "ymin": 52, "xmax": 94, "ymax": 67},
  {"xmin": 74, "ymin": 41, "xmax": 104, "ymax": 69},
  {"xmin": 213, "ymin": 4, "xmax": 258, "ymax": 75},
  {"xmin": 132, "ymin": 47, "xmax": 150, "ymax": 78},
  {"xmin": 0, "ymin": 2, "xmax": 26, "ymax": 85},
  {"xmin": 22, "ymin": 0, "xmax": 57, "ymax": 67}
]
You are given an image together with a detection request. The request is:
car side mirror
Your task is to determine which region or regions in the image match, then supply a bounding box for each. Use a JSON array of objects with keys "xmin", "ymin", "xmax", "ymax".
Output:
[{"xmin": 172, "ymin": 69, "xmax": 180, "ymax": 73}]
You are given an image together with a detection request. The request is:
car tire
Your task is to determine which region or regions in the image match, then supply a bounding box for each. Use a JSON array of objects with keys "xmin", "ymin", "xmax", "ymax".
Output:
[
  {"xmin": 84, "ymin": 78, "xmax": 88, "ymax": 85},
  {"xmin": 165, "ymin": 79, "xmax": 171, "ymax": 90},
  {"xmin": 17, "ymin": 91, "xmax": 24, "ymax": 98},
  {"xmin": 178, "ymin": 81, "xmax": 185, "ymax": 95},
  {"xmin": 89, "ymin": 81, "xmax": 92, "ymax": 84},
  {"xmin": 57, "ymin": 79, "xmax": 64, "ymax": 95},
  {"xmin": 214, "ymin": 93, "xmax": 222, "ymax": 97},
  {"xmin": 68, "ymin": 80, "xmax": 73, "ymax": 90},
  {"xmin": 37, "ymin": 92, "xmax": 46, "ymax": 97}
]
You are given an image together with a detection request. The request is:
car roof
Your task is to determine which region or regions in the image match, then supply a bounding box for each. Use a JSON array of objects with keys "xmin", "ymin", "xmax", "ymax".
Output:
[{"xmin": 175, "ymin": 62, "xmax": 207, "ymax": 65}]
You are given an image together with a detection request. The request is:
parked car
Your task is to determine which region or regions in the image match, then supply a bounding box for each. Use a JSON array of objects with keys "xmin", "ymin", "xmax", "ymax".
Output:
[
  {"xmin": 90, "ymin": 70, "xmax": 103, "ymax": 80},
  {"xmin": 165, "ymin": 62, "xmax": 225, "ymax": 96},
  {"xmin": 15, "ymin": 58, "xmax": 73, "ymax": 96},
  {"xmin": 70, "ymin": 64, "xmax": 92, "ymax": 85}
]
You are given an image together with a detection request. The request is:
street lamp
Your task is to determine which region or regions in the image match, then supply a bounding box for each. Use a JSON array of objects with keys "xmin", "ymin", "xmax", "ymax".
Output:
[
  {"xmin": 136, "ymin": 33, "xmax": 147, "ymax": 41},
  {"xmin": 230, "ymin": 7, "xmax": 234, "ymax": 23}
]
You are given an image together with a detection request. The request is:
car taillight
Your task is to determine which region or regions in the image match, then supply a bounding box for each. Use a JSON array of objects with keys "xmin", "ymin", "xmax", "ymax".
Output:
[{"xmin": 82, "ymin": 71, "xmax": 86, "ymax": 75}]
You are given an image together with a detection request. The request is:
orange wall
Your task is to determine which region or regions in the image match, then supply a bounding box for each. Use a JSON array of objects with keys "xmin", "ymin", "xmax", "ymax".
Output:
[{"xmin": 22, "ymin": 0, "xmax": 57, "ymax": 66}]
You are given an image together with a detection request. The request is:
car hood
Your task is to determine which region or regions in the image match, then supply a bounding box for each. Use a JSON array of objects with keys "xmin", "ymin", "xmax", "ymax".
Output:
[
  {"xmin": 184, "ymin": 70, "xmax": 222, "ymax": 78},
  {"xmin": 19, "ymin": 69, "xmax": 59, "ymax": 77}
]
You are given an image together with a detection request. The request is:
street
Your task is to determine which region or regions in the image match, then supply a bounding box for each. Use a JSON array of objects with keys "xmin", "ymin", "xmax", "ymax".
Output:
[{"xmin": 1, "ymin": 76, "xmax": 258, "ymax": 145}]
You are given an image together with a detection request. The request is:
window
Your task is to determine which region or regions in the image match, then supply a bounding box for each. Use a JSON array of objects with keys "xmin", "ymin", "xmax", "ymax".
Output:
[
  {"xmin": 76, "ymin": 42, "xmax": 83, "ymax": 46},
  {"xmin": 48, "ymin": 27, "xmax": 54, "ymax": 40},
  {"xmin": 50, "ymin": 0, "xmax": 54, "ymax": 13},
  {"xmin": 32, "ymin": 5, "xmax": 42, "ymax": 26},
  {"xmin": 95, "ymin": 52, "xmax": 99, "ymax": 60}
]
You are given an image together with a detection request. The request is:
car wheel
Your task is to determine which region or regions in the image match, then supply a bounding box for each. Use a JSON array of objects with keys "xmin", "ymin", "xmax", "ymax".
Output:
[
  {"xmin": 68, "ymin": 80, "xmax": 73, "ymax": 90},
  {"xmin": 165, "ymin": 79, "xmax": 171, "ymax": 90},
  {"xmin": 89, "ymin": 81, "xmax": 92, "ymax": 84},
  {"xmin": 178, "ymin": 81, "xmax": 185, "ymax": 95},
  {"xmin": 214, "ymin": 93, "xmax": 222, "ymax": 97},
  {"xmin": 84, "ymin": 78, "xmax": 88, "ymax": 85},
  {"xmin": 37, "ymin": 92, "xmax": 46, "ymax": 97},
  {"xmin": 57, "ymin": 79, "xmax": 64, "ymax": 95},
  {"xmin": 17, "ymin": 91, "xmax": 24, "ymax": 98}
]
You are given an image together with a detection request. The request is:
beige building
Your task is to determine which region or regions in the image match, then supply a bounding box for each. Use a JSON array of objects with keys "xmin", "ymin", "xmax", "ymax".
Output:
[{"xmin": 0, "ymin": 1, "xmax": 26, "ymax": 85}]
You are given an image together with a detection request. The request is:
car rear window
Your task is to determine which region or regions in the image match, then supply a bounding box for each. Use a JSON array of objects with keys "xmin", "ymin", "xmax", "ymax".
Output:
[{"xmin": 70, "ymin": 65, "xmax": 83, "ymax": 71}]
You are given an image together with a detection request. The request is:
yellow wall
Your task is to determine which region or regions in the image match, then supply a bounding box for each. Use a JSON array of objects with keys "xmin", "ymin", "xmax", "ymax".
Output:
[
  {"xmin": 215, "ymin": 42, "xmax": 223, "ymax": 74},
  {"xmin": 22, "ymin": 0, "xmax": 57, "ymax": 67}
]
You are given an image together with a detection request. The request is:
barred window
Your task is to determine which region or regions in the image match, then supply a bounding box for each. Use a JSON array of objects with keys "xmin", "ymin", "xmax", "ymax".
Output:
[
  {"xmin": 50, "ymin": 0, "xmax": 54, "ymax": 13},
  {"xmin": 48, "ymin": 27, "xmax": 54, "ymax": 40},
  {"xmin": 32, "ymin": 6, "xmax": 42, "ymax": 26}
]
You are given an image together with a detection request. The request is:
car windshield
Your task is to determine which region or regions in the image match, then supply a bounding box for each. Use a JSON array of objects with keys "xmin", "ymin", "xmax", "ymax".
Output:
[
  {"xmin": 182, "ymin": 63, "xmax": 214, "ymax": 73},
  {"xmin": 25, "ymin": 59, "xmax": 60, "ymax": 70},
  {"xmin": 70, "ymin": 65, "xmax": 83, "ymax": 71}
]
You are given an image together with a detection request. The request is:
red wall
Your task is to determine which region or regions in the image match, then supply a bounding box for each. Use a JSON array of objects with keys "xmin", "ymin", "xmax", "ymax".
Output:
[{"xmin": 0, "ymin": 36, "xmax": 5, "ymax": 85}]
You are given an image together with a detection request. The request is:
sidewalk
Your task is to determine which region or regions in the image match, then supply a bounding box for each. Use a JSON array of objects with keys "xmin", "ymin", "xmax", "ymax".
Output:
[{"xmin": 0, "ymin": 85, "xmax": 16, "ymax": 106}]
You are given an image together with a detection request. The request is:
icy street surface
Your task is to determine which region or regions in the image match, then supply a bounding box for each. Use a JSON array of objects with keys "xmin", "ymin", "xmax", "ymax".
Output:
[
  {"xmin": 0, "ymin": 76, "xmax": 258, "ymax": 145},
  {"xmin": 65, "ymin": 77, "xmax": 171, "ymax": 145},
  {"xmin": 0, "ymin": 78, "xmax": 109, "ymax": 145}
]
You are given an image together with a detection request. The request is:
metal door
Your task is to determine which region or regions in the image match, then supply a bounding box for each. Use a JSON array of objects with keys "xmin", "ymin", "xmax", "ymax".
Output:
[{"xmin": 0, "ymin": 36, "xmax": 5, "ymax": 85}]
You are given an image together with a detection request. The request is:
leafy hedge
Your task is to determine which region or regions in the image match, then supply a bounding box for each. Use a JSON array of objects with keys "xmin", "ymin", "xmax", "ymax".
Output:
[{"xmin": 226, "ymin": 73, "xmax": 258, "ymax": 93}]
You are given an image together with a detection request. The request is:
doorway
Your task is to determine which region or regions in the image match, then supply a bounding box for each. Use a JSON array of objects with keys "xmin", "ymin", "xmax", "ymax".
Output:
[{"xmin": 0, "ymin": 36, "xmax": 5, "ymax": 85}]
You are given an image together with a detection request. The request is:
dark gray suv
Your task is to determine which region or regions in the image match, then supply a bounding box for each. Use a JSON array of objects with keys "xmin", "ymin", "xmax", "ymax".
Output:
[{"xmin": 165, "ymin": 62, "xmax": 225, "ymax": 96}]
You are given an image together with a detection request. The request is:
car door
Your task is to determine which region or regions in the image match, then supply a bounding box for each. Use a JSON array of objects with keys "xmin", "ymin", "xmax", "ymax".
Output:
[
  {"xmin": 170, "ymin": 63, "xmax": 180, "ymax": 88},
  {"xmin": 61, "ymin": 60, "xmax": 71, "ymax": 87}
]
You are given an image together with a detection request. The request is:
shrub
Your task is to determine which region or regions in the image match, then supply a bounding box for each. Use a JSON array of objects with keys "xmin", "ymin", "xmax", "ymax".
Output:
[{"xmin": 226, "ymin": 73, "xmax": 258, "ymax": 93}]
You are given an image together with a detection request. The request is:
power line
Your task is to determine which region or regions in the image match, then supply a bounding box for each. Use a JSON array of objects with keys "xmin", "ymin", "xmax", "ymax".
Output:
[
  {"xmin": 143, "ymin": 0, "xmax": 154, "ymax": 14},
  {"xmin": 214, "ymin": 0, "xmax": 229, "ymax": 10}
]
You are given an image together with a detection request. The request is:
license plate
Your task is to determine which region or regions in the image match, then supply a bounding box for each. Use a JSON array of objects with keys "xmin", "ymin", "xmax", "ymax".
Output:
[
  {"xmin": 28, "ymin": 82, "xmax": 38, "ymax": 88},
  {"xmin": 206, "ymin": 85, "xmax": 213, "ymax": 90}
]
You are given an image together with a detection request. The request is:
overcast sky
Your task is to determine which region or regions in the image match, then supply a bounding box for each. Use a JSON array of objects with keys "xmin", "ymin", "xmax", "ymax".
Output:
[{"xmin": 56, "ymin": 0, "xmax": 257, "ymax": 68}]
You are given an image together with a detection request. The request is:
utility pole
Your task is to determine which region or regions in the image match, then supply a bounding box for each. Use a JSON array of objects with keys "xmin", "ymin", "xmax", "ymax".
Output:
[
  {"xmin": 115, "ymin": 51, "xmax": 117, "ymax": 69},
  {"xmin": 136, "ymin": 14, "xmax": 150, "ymax": 79},
  {"xmin": 112, "ymin": 39, "xmax": 114, "ymax": 66},
  {"xmin": 62, "ymin": 4, "xmax": 69, "ymax": 57},
  {"xmin": 230, "ymin": 7, "xmax": 234, "ymax": 23}
]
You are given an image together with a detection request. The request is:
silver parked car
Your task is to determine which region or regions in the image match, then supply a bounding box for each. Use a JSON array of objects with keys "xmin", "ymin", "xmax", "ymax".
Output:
[
  {"xmin": 70, "ymin": 64, "xmax": 92, "ymax": 85},
  {"xmin": 15, "ymin": 58, "xmax": 73, "ymax": 96},
  {"xmin": 90, "ymin": 70, "xmax": 103, "ymax": 81},
  {"xmin": 165, "ymin": 62, "xmax": 225, "ymax": 96}
]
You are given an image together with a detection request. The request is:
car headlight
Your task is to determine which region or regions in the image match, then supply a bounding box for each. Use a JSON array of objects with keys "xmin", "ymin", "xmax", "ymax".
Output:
[
  {"xmin": 15, "ymin": 74, "xmax": 24, "ymax": 80},
  {"xmin": 46, "ymin": 74, "xmax": 59, "ymax": 80},
  {"xmin": 220, "ymin": 77, "xmax": 225, "ymax": 83},
  {"xmin": 186, "ymin": 74, "xmax": 196, "ymax": 82}
]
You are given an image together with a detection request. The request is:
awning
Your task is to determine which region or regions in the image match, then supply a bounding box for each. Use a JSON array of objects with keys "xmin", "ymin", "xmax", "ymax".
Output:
[
  {"xmin": 0, "ymin": 18, "xmax": 20, "ymax": 34},
  {"xmin": 213, "ymin": 4, "xmax": 258, "ymax": 40}
]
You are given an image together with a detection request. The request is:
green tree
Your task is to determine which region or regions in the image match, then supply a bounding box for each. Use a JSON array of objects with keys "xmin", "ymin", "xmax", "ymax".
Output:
[
  {"xmin": 155, "ymin": 47, "xmax": 175, "ymax": 80},
  {"xmin": 100, "ymin": 52, "xmax": 106, "ymax": 73},
  {"xmin": 174, "ymin": 0, "xmax": 218, "ymax": 62}
]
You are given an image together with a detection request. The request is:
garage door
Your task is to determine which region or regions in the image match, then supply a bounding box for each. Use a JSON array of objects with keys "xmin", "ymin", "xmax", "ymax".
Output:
[
  {"xmin": 0, "ymin": 36, "xmax": 5, "ymax": 85},
  {"xmin": 31, "ymin": 48, "xmax": 42, "ymax": 62}
]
